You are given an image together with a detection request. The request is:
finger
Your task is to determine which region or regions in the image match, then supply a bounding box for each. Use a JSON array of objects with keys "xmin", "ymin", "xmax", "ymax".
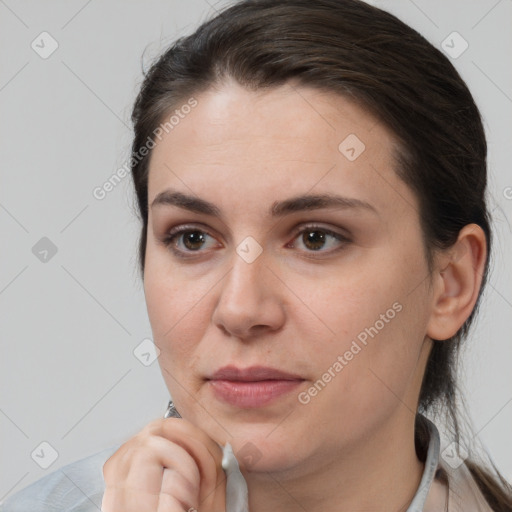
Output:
[
  {"xmin": 103, "ymin": 417, "xmax": 227, "ymax": 512},
  {"xmin": 123, "ymin": 435, "xmax": 201, "ymax": 498},
  {"xmin": 103, "ymin": 436, "xmax": 201, "ymax": 512},
  {"xmin": 102, "ymin": 485, "xmax": 189, "ymax": 512},
  {"xmin": 144, "ymin": 418, "xmax": 225, "ymax": 501},
  {"xmin": 160, "ymin": 467, "xmax": 200, "ymax": 511}
]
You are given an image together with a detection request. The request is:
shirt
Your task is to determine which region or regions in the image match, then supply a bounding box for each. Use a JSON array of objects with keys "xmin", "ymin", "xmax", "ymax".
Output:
[{"xmin": 0, "ymin": 416, "xmax": 495, "ymax": 511}]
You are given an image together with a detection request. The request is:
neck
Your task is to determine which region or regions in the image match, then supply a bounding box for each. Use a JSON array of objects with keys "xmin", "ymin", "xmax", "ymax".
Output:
[{"xmin": 244, "ymin": 411, "xmax": 425, "ymax": 512}]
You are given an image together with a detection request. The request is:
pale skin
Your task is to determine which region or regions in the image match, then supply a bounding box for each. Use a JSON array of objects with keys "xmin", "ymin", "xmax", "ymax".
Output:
[{"xmin": 102, "ymin": 78, "xmax": 487, "ymax": 511}]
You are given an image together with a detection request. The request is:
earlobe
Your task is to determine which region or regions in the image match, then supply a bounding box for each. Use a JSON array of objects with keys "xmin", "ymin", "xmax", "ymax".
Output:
[{"xmin": 426, "ymin": 224, "xmax": 487, "ymax": 341}]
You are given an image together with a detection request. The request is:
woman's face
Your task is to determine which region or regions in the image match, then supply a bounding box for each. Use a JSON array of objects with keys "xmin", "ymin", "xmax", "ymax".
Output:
[{"xmin": 144, "ymin": 79, "xmax": 436, "ymax": 476}]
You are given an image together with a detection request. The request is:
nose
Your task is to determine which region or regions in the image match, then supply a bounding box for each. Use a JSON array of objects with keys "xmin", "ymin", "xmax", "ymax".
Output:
[{"xmin": 211, "ymin": 249, "xmax": 286, "ymax": 340}]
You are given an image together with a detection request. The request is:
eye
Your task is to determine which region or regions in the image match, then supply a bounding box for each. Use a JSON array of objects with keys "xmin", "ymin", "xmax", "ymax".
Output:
[
  {"xmin": 162, "ymin": 225, "xmax": 220, "ymax": 257},
  {"xmin": 287, "ymin": 225, "xmax": 350, "ymax": 254},
  {"xmin": 161, "ymin": 223, "xmax": 350, "ymax": 259}
]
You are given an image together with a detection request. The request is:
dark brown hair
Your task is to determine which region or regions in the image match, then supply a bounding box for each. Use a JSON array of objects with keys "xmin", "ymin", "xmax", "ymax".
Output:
[{"xmin": 129, "ymin": 0, "xmax": 511, "ymax": 508}]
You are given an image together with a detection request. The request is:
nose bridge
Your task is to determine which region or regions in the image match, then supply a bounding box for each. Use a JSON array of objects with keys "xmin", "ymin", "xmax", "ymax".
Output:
[
  {"xmin": 212, "ymin": 241, "xmax": 285, "ymax": 336},
  {"xmin": 222, "ymin": 245, "xmax": 267, "ymax": 307}
]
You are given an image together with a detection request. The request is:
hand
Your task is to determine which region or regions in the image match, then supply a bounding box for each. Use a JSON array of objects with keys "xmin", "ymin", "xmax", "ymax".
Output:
[{"xmin": 101, "ymin": 417, "xmax": 227, "ymax": 512}]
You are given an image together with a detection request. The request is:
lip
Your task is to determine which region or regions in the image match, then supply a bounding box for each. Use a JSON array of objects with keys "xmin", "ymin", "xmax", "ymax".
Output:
[
  {"xmin": 207, "ymin": 365, "xmax": 305, "ymax": 408},
  {"xmin": 209, "ymin": 365, "xmax": 304, "ymax": 381}
]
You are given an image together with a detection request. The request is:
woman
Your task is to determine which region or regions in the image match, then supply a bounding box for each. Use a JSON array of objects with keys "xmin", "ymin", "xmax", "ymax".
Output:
[{"xmin": 2, "ymin": 0, "xmax": 511, "ymax": 511}]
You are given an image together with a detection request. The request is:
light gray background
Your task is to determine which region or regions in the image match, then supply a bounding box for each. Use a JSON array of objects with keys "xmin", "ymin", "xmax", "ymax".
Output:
[{"xmin": 1, "ymin": 0, "xmax": 511, "ymax": 502}]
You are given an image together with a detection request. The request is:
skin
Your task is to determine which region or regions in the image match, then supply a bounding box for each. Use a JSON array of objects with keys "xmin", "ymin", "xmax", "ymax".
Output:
[
  {"xmin": 103, "ymin": 78, "xmax": 486, "ymax": 512},
  {"xmin": 102, "ymin": 418, "xmax": 226, "ymax": 511}
]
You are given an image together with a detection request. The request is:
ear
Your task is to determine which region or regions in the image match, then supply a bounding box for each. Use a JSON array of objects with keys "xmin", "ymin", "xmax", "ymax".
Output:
[{"xmin": 426, "ymin": 224, "xmax": 487, "ymax": 341}]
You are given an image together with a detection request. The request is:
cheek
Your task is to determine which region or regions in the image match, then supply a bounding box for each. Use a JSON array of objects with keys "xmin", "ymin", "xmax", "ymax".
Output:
[
  {"xmin": 294, "ymin": 260, "xmax": 427, "ymax": 407},
  {"xmin": 143, "ymin": 261, "xmax": 208, "ymax": 370},
  {"xmin": 314, "ymin": 312, "xmax": 426, "ymax": 429},
  {"xmin": 288, "ymin": 263, "xmax": 401, "ymax": 347},
  {"xmin": 144, "ymin": 247, "xmax": 207, "ymax": 333},
  {"xmin": 144, "ymin": 271, "xmax": 209, "ymax": 407}
]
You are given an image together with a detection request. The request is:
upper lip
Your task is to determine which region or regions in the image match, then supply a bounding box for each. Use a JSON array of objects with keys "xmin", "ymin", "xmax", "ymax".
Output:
[{"xmin": 208, "ymin": 365, "xmax": 304, "ymax": 381}]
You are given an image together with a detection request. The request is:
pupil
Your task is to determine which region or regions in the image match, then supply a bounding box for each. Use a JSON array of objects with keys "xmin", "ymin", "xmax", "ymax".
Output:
[
  {"xmin": 184, "ymin": 231, "xmax": 205, "ymax": 250},
  {"xmin": 304, "ymin": 231, "xmax": 325, "ymax": 250}
]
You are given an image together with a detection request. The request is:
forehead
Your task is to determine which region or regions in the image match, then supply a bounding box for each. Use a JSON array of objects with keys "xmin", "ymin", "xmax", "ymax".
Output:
[{"xmin": 147, "ymin": 80, "xmax": 417, "ymax": 221}]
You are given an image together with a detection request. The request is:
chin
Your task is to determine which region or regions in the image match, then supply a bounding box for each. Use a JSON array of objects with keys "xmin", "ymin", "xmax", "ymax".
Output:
[{"xmin": 217, "ymin": 427, "xmax": 310, "ymax": 475}]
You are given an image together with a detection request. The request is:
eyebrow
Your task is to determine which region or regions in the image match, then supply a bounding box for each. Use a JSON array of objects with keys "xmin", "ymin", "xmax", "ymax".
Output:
[{"xmin": 150, "ymin": 189, "xmax": 379, "ymax": 217}]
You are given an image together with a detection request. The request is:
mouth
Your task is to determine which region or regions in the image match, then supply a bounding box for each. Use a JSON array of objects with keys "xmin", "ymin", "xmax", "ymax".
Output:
[{"xmin": 206, "ymin": 365, "xmax": 305, "ymax": 408}]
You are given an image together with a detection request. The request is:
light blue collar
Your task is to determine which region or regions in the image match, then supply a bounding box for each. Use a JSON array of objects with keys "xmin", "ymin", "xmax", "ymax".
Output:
[{"xmin": 406, "ymin": 416, "xmax": 441, "ymax": 512}]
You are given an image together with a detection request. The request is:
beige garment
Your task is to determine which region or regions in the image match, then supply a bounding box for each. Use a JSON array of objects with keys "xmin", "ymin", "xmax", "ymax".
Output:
[{"xmin": 424, "ymin": 460, "xmax": 494, "ymax": 512}]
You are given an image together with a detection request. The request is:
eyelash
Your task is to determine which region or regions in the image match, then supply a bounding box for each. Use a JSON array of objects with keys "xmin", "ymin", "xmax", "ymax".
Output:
[{"xmin": 161, "ymin": 223, "xmax": 351, "ymax": 259}]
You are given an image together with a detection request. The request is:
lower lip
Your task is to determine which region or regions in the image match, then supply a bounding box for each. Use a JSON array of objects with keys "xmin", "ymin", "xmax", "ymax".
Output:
[{"xmin": 208, "ymin": 379, "xmax": 304, "ymax": 408}]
